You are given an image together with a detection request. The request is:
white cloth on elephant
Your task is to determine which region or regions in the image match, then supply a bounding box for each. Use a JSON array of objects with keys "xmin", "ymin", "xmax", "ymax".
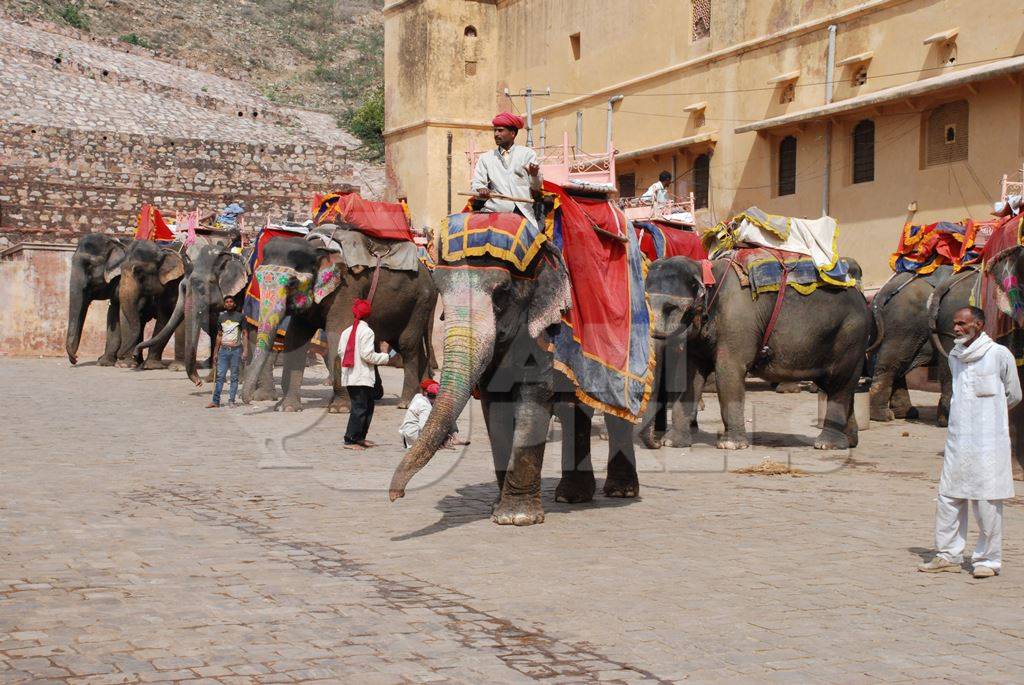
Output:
[
  {"xmin": 337, "ymin": 323, "xmax": 389, "ymax": 388},
  {"xmin": 939, "ymin": 333, "xmax": 1021, "ymax": 500},
  {"xmin": 399, "ymin": 393, "xmax": 433, "ymax": 448},
  {"xmin": 470, "ymin": 144, "xmax": 542, "ymax": 230},
  {"xmin": 934, "ymin": 494, "xmax": 1003, "ymax": 569},
  {"xmin": 734, "ymin": 215, "xmax": 839, "ymax": 270}
]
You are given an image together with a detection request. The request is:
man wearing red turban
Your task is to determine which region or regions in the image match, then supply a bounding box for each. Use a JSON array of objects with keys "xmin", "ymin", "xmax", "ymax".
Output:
[
  {"xmin": 338, "ymin": 299, "xmax": 393, "ymax": 449},
  {"xmin": 470, "ymin": 111, "xmax": 543, "ymax": 230}
]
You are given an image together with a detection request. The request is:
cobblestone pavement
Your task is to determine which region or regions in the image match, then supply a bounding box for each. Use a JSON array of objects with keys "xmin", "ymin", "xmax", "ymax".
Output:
[{"xmin": 3, "ymin": 358, "xmax": 1024, "ymax": 684}]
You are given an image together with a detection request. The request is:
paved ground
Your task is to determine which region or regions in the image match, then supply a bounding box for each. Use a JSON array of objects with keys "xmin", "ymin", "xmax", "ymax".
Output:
[{"xmin": 3, "ymin": 358, "xmax": 1024, "ymax": 684}]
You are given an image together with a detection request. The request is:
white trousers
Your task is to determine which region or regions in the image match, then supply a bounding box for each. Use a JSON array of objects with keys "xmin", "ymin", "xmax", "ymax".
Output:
[{"xmin": 934, "ymin": 495, "xmax": 1004, "ymax": 569}]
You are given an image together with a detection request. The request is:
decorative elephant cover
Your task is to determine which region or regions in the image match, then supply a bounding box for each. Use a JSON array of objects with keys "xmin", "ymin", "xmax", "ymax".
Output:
[
  {"xmin": 979, "ymin": 213, "xmax": 1024, "ymax": 342},
  {"xmin": 633, "ymin": 220, "xmax": 707, "ymax": 262},
  {"xmin": 440, "ymin": 182, "xmax": 655, "ymax": 421},
  {"xmin": 312, "ymin": 191, "xmax": 414, "ymax": 243}
]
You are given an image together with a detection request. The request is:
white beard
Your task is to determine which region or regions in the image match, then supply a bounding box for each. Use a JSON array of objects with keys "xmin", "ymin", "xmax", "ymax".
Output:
[{"xmin": 954, "ymin": 335, "xmax": 973, "ymax": 345}]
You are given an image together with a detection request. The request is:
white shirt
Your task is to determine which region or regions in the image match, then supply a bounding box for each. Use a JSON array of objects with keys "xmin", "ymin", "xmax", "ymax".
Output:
[
  {"xmin": 940, "ymin": 333, "xmax": 1022, "ymax": 500},
  {"xmin": 337, "ymin": 322, "xmax": 389, "ymax": 387},
  {"xmin": 470, "ymin": 144, "xmax": 542, "ymax": 229},
  {"xmin": 641, "ymin": 181, "xmax": 668, "ymax": 203},
  {"xmin": 400, "ymin": 393, "xmax": 433, "ymax": 442}
]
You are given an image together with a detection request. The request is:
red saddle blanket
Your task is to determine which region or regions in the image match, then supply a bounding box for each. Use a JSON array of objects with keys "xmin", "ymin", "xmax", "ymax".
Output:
[
  {"xmin": 135, "ymin": 204, "xmax": 175, "ymax": 241},
  {"xmin": 633, "ymin": 220, "xmax": 706, "ymax": 261},
  {"xmin": 312, "ymin": 191, "xmax": 413, "ymax": 242}
]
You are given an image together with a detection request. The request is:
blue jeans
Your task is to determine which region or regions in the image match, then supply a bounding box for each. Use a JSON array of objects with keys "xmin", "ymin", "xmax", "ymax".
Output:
[{"xmin": 213, "ymin": 346, "xmax": 242, "ymax": 405}]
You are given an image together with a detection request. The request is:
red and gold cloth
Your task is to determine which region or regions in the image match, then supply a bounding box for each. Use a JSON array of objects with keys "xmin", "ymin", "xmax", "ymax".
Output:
[
  {"xmin": 633, "ymin": 220, "xmax": 707, "ymax": 262},
  {"xmin": 312, "ymin": 191, "xmax": 414, "ymax": 242},
  {"xmin": 135, "ymin": 204, "xmax": 174, "ymax": 241},
  {"xmin": 979, "ymin": 214, "xmax": 1024, "ymax": 341}
]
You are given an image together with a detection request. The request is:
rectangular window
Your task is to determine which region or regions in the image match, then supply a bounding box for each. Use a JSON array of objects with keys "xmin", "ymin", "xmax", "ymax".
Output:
[
  {"xmin": 852, "ymin": 120, "xmax": 875, "ymax": 184},
  {"xmin": 570, "ymin": 33, "xmax": 581, "ymax": 61},
  {"xmin": 691, "ymin": 0, "xmax": 711, "ymax": 41},
  {"xmin": 777, "ymin": 136, "xmax": 797, "ymax": 196}
]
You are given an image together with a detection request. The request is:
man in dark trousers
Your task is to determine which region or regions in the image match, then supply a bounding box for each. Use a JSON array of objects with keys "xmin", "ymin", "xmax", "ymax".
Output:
[
  {"xmin": 338, "ymin": 299, "xmax": 394, "ymax": 450},
  {"xmin": 207, "ymin": 295, "xmax": 246, "ymax": 408}
]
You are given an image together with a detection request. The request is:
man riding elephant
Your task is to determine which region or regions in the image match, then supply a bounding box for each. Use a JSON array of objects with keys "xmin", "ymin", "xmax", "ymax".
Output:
[{"xmin": 471, "ymin": 111, "xmax": 543, "ymax": 228}]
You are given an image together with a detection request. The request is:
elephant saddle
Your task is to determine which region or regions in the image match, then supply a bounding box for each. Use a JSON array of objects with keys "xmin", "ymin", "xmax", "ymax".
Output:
[{"xmin": 728, "ymin": 247, "xmax": 856, "ymax": 299}]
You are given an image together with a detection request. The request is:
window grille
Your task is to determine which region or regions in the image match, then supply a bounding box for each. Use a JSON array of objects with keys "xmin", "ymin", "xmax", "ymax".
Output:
[
  {"xmin": 691, "ymin": 0, "xmax": 711, "ymax": 41},
  {"xmin": 778, "ymin": 136, "xmax": 797, "ymax": 196},
  {"xmin": 693, "ymin": 154, "xmax": 710, "ymax": 208},
  {"xmin": 925, "ymin": 100, "xmax": 969, "ymax": 166},
  {"xmin": 852, "ymin": 119, "xmax": 875, "ymax": 184}
]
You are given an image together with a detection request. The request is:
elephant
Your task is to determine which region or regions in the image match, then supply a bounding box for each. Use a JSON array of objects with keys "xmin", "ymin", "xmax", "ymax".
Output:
[
  {"xmin": 112, "ymin": 239, "xmax": 187, "ymax": 369},
  {"xmin": 240, "ymin": 226, "xmax": 438, "ymax": 412},
  {"xmin": 66, "ymin": 233, "xmax": 129, "ymax": 366},
  {"xmin": 134, "ymin": 243, "xmax": 254, "ymax": 387},
  {"xmin": 867, "ymin": 267, "xmax": 964, "ymax": 423},
  {"xmin": 388, "ymin": 238, "xmax": 642, "ymax": 527},
  {"xmin": 642, "ymin": 256, "xmax": 870, "ymax": 450}
]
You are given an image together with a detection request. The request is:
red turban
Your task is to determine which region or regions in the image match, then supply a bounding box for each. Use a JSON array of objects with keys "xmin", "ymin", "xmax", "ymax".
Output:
[
  {"xmin": 492, "ymin": 112, "xmax": 525, "ymax": 130},
  {"xmin": 341, "ymin": 299, "xmax": 373, "ymax": 369},
  {"xmin": 421, "ymin": 380, "xmax": 440, "ymax": 396}
]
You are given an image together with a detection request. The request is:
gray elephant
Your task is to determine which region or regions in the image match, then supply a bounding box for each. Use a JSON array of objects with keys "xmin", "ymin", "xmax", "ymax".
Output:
[
  {"xmin": 240, "ymin": 225, "xmax": 437, "ymax": 411},
  {"xmin": 643, "ymin": 256, "xmax": 869, "ymax": 450},
  {"xmin": 66, "ymin": 233, "xmax": 129, "ymax": 366},
  {"xmin": 111, "ymin": 240, "xmax": 187, "ymax": 369},
  {"xmin": 388, "ymin": 237, "xmax": 643, "ymax": 527},
  {"xmin": 134, "ymin": 243, "xmax": 254, "ymax": 387}
]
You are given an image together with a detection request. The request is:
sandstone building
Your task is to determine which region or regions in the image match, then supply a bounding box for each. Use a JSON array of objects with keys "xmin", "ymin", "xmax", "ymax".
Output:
[{"xmin": 384, "ymin": 0, "xmax": 1024, "ymax": 286}]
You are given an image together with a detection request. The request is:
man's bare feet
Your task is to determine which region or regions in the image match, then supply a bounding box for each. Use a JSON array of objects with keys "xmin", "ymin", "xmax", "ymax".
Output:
[
  {"xmin": 206, "ymin": 403, "xmax": 220, "ymax": 409},
  {"xmin": 344, "ymin": 443, "xmax": 365, "ymax": 451},
  {"xmin": 360, "ymin": 440, "xmax": 376, "ymax": 448}
]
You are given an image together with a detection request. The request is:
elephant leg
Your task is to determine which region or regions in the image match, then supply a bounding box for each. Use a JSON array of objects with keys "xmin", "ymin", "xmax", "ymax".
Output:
[
  {"xmin": 481, "ymin": 392, "xmax": 514, "ymax": 493},
  {"xmin": 325, "ymin": 328, "xmax": 349, "ymax": 414},
  {"xmin": 140, "ymin": 312, "xmax": 168, "ymax": 370},
  {"xmin": 715, "ymin": 357, "xmax": 749, "ymax": 450},
  {"xmin": 492, "ymin": 385, "xmax": 551, "ymax": 526},
  {"xmin": 868, "ymin": 366, "xmax": 897, "ymax": 422},
  {"xmin": 665, "ymin": 360, "xmax": 706, "ymax": 448},
  {"xmin": 554, "ymin": 402, "xmax": 596, "ymax": 503},
  {"xmin": 397, "ymin": 330, "xmax": 426, "ymax": 409},
  {"xmin": 604, "ymin": 414, "xmax": 639, "ymax": 498},
  {"xmin": 167, "ymin": 321, "xmax": 187, "ymax": 372},
  {"xmin": 279, "ymin": 321, "xmax": 316, "ymax": 412},
  {"xmin": 98, "ymin": 300, "xmax": 120, "ymax": 366},
  {"xmin": 890, "ymin": 375, "xmax": 916, "ymax": 419},
  {"xmin": 816, "ymin": 375, "xmax": 857, "ymax": 450},
  {"xmin": 936, "ymin": 360, "xmax": 952, "ymax": 427}
]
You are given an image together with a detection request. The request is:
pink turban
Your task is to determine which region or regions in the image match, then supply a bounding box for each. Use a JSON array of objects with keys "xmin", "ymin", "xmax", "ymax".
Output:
[{"xmin": 492, "ymin": 112, "xmax": 525, "ymax": 130}]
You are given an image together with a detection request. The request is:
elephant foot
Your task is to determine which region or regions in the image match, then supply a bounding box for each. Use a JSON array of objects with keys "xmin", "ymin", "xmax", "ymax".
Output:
[
  {"xmin": 717, "ymin": 433, "xmax": 749, "ymax": 450},
  {"xmin": 327, "ymin": 399, "xmax": 350, "ymax": 414},
  {"xmin": 636, "ymin": 426, "xmax": 662, "ymax": 449},
  {"xmin": 870, "ymin": 406, "xmax": 895, "ymax": 422},
  {"xmin": 603, "ymin": 472, "xmax": 639, "ymax": 498},
  {"xmin": 774, "ymin": 382, "xmax": 802, "ymax": 394},
  {"xmin": 96, "ymin": 355, "xmax": 116, "ymax": 367},
  {"xmin": 115, "ymin": 358, "xmax": 137, "ymax": 369},
  {"xmin": 251, "ymin": 387, "xmax": 278, "ymax": 402},
  {"xmin": 140, "ymin": 357, "xmax": 166, "ymax": 371},
  {"xmin": 167, "ymin": 360, "xmax": 186, "ymax": 372},
  {"xmin": 555, "ymin": 472, "xmax": 596, "ymax": 503},
  {"xmin": 814, "ymin": 430, "xmax": 850, "ymax": 450},
  {"xmin": 280, "ymin": 397, "xmax": 303, "ymax": 412},
  {"xmin": 663, "ymin": 429, "xmax": 692, "ymax": 448},
  {"xmin": 492, "ymin": 494, "xmax": 545, "ymax": 526},
  {"xmin": 904, "ymin": 407, "xmax": 920, "ymax": 420}
]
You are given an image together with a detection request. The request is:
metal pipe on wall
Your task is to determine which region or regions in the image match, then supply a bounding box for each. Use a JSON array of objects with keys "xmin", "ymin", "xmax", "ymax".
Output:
[
  {"xmin": 446, "ymin": 131, "xmax": 453, "ymax": 215},
  {"xmin": 606, "ymin": 95, "xmax": 623, "ymax": 154},
  {"xmin": 821, "ymin": 24, "xmax": 837, "ymax": 217},
  {"xmin": 576, "ymin": 110, "xmax": 583, "ymax": 150}
]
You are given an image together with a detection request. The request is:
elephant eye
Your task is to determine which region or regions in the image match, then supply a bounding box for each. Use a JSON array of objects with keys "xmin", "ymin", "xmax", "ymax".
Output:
[{"xmin": 491, "ymin": 284, "xmax": 512, "ymax": 311}]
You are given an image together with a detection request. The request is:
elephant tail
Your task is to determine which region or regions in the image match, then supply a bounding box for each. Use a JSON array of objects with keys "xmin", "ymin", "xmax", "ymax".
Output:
[
  {"xmin": 135, "ymin": 279, "xmax": 186, "ymax": 354},
  {"xmin": 865, "ymin": 297, "xmax": 885, "ymax": 356}
]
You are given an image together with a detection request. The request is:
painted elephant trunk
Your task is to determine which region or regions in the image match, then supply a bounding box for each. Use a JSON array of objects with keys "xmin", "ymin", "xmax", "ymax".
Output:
[
  {"xmin": 135, "ymin": 280, "xmax": 186, "ymax": 356},
  {"xmin": 389, "ymin": 305, "xmax": 495, "ymax": 501},
  {"xmin": 241, "ymin": 270, "xmax": 288, "ymax": 403},
  {"xmin": 66, "ymin": 272, "xmax": 89, "ymax": 365}
]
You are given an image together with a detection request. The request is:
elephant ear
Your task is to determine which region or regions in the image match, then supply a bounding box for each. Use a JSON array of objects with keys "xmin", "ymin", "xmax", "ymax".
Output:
[
  {"xmin": 527, "ymin": 246, "xmax": 572, "ymax": 340},
  {"xmin": 103, "ymin": 242, "xmax": 126, "ymax": 283},
  {"xmin": 217, "ymin": 254, "xmax": 249, "ymax": 298},
  {"xmin": 159, "ymin": 251, "xmax": 186, "ymax": 285},
  {"xmin": 313, "ymin": 251, "xmax": 345, "ymax": 304}
]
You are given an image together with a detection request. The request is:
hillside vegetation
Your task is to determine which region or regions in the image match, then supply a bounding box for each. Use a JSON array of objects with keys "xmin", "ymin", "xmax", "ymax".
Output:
[{"xmin": 5, "ymin": 0, "xmax": 384, "ymax": 156}]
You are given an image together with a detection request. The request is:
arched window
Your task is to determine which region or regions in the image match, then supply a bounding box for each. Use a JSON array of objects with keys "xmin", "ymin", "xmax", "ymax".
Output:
[
  {"xmin": 693, "ymin": 154, "xmax": 710, "ymax": 208},
  {"xmin": 778, "ymin": 136, "xmax": 797, "ymax": 196},
  {"xmin": 463, "ymin": 26, "xmax": 478, "ymax": 76},
  {"xmin": 852, "ymin": 119, "xmax": 875, "ymax": 184}
]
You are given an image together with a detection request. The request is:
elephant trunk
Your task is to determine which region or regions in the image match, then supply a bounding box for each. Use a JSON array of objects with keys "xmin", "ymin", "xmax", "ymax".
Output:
[
  {"xmin": 241, "ymin": 272, "xmax": 288, "ymax": 403},
  {"xmin": 135, "ymin": 280, "xmax": 186, "ymax": 356},
  {"xmin": 117, "ymin": 276, "xmax": 143, "ymax": 359},
  {"xmin": 389, "ymin": 302, "xmax": 496, "ymax": 501},
  {"xmin": 184, "ymin": 288, "xmax": 207, "ymax": 385},
  {"xmin": 66, "ymin": 271, "xmax": 89, "ymax": 365}
]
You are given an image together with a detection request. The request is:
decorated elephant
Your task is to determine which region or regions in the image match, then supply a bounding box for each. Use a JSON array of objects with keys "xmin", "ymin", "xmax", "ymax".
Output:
[
  {"xmin": 389, "ymin": 187, "xmax": 652, "ymax": 526},
  {"xmin": 643, "ymin": 255, "xmax": 869, "ymax": 450},
  {"xmin": 134, "ymin": 243, "xmax": 254, "ymax": 386},
  {"xmin": 240, "ymin": 225, "xmax": 437, "ymax": 411},
  {"xmin": 111, "ymin": 240, "xmax": 187, "ymax": 369},
  {"xmin": 66, "ymin": 233, "xmax": 129, "ymax": 366}
]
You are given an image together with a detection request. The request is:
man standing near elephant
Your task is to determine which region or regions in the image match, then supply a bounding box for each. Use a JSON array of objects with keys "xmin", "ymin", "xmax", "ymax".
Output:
[
  {"xmin": 471, "ymin": 112, "xmax": 542, "ymax": 230},
  {"xmin": 339, "ymin": 299, "xmax": 394, "ymax": 450},
  {"xmin": 919, "ymin": 306, "xmax": 1021, "ymax": 578},
  {"xmin": 207, "ymin": 295, "xmax": 246, "ymax": 408}
]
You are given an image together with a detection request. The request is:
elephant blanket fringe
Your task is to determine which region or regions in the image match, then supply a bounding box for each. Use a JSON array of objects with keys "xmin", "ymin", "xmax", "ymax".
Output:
[
  {"xmin": 545, "ymin": 182, "xmax": 654, "ymax": 422},
  {"xmin": 441, "ymin": 211, "xmax": 547, "ymax": 271},
  {"xmin": 312, "ymin": 191, "xmax": 414, "ymax": 243},
  {"xmin": 888, "ymin": 219, "xmax": 997, "ymax": 275},
  {"xmin": 633, "ymin": 220, "xmax": 707, "ymax": 262},
  {"xmin": 705, "ymin": 207, "xmax": 844, "ymax": 274},
  {"xmin": 731, "ymin": 247, "xmax": 857, "ymax": 299}
]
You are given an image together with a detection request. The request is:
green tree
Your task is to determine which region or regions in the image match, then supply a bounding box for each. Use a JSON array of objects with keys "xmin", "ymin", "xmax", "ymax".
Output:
[{"xmin": 346, "ymin": 86, "xmax": 384, "ymax": 161}]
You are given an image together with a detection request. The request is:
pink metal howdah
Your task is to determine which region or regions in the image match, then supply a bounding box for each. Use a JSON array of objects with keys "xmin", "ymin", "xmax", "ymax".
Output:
[{"xmin": 466, "ymin": 132, "xmax": 616, "ymax": 187}]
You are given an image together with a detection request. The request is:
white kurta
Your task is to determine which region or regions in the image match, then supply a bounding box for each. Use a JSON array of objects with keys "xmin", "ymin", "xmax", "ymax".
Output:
[
  {"xmin": 337, "ymin": 323, "xmax": 389, "ymax": 388},
  {"xmin": 399, "ymin": 393, "xmax": 433, "ymax": 446},
  {"xmin": 641, "ymin": 181, "xmax": 668, "ymax": 203},
  {"xmin": 940, "ymin": 333, "xmax": 1022, "ymax": 500},
  {"xmin": 470, "ymin": 144, "xmax": 542, "ymax": 230}
]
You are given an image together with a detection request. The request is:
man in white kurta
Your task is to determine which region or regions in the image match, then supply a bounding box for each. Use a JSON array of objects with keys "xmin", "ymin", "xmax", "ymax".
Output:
[
  {"xmin": 471, "ymin": 112, "xmax": 542, "ymax": 230},
  {"xmin": 919, "ymin": 307, "xmax": 1021, "ymax": 577}
]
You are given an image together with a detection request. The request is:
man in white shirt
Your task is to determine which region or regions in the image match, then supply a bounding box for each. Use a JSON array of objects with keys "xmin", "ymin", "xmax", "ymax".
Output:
[
  {"xmin": 919, "ymin": 306, "xmax": 1021, "ymax": 578},
  {"xmin": 471, "ymin": 112, "xmax": 543, "ymax": 230},
  {"xmin": 641, "ymin": 171, "xmax": 672, "ymax": 204},
  {"xmin": 400, "ymin": 380, "xmax": 439, "ymax": 449},
  {"xmin": 338, "ymin": 299, "xmax": 393, "ymax": 450}
]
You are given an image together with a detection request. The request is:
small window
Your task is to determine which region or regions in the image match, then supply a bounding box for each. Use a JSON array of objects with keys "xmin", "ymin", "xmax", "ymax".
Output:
[
  {"xmin": 691, "ymin": 0, "xmax": 711, "ymax": 41},
  {"xmin": 693, "ymin": 154, "xmax": 710, "ymax": 209},
  {"xmin": 617, "ymin": 173, "xmax": 636, "ymax": 198},
  {"xmin": 853, "ymin": 67, "xmax": 868, "ymax": 86},
  {"xmin": 463, "ymin": 26, "xmax": 478, "ymax": 76},
  {"xmin": 852, "ymin": 119, "xmax": 875, "ymax": 184},
  {"xmin": 778, "ymin": 136, "xmax": 797, "ymax": 196},
  {"xmin": 925, "ymin": 100, "xmax": 969, "ymax": 166},
  {"xmin": 779, "ymin": 82, "xmax": 795, "ymax": 104},
  {"xmin": 569, "ymin": 32, "xmax": 581, "ymax": 60}
]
